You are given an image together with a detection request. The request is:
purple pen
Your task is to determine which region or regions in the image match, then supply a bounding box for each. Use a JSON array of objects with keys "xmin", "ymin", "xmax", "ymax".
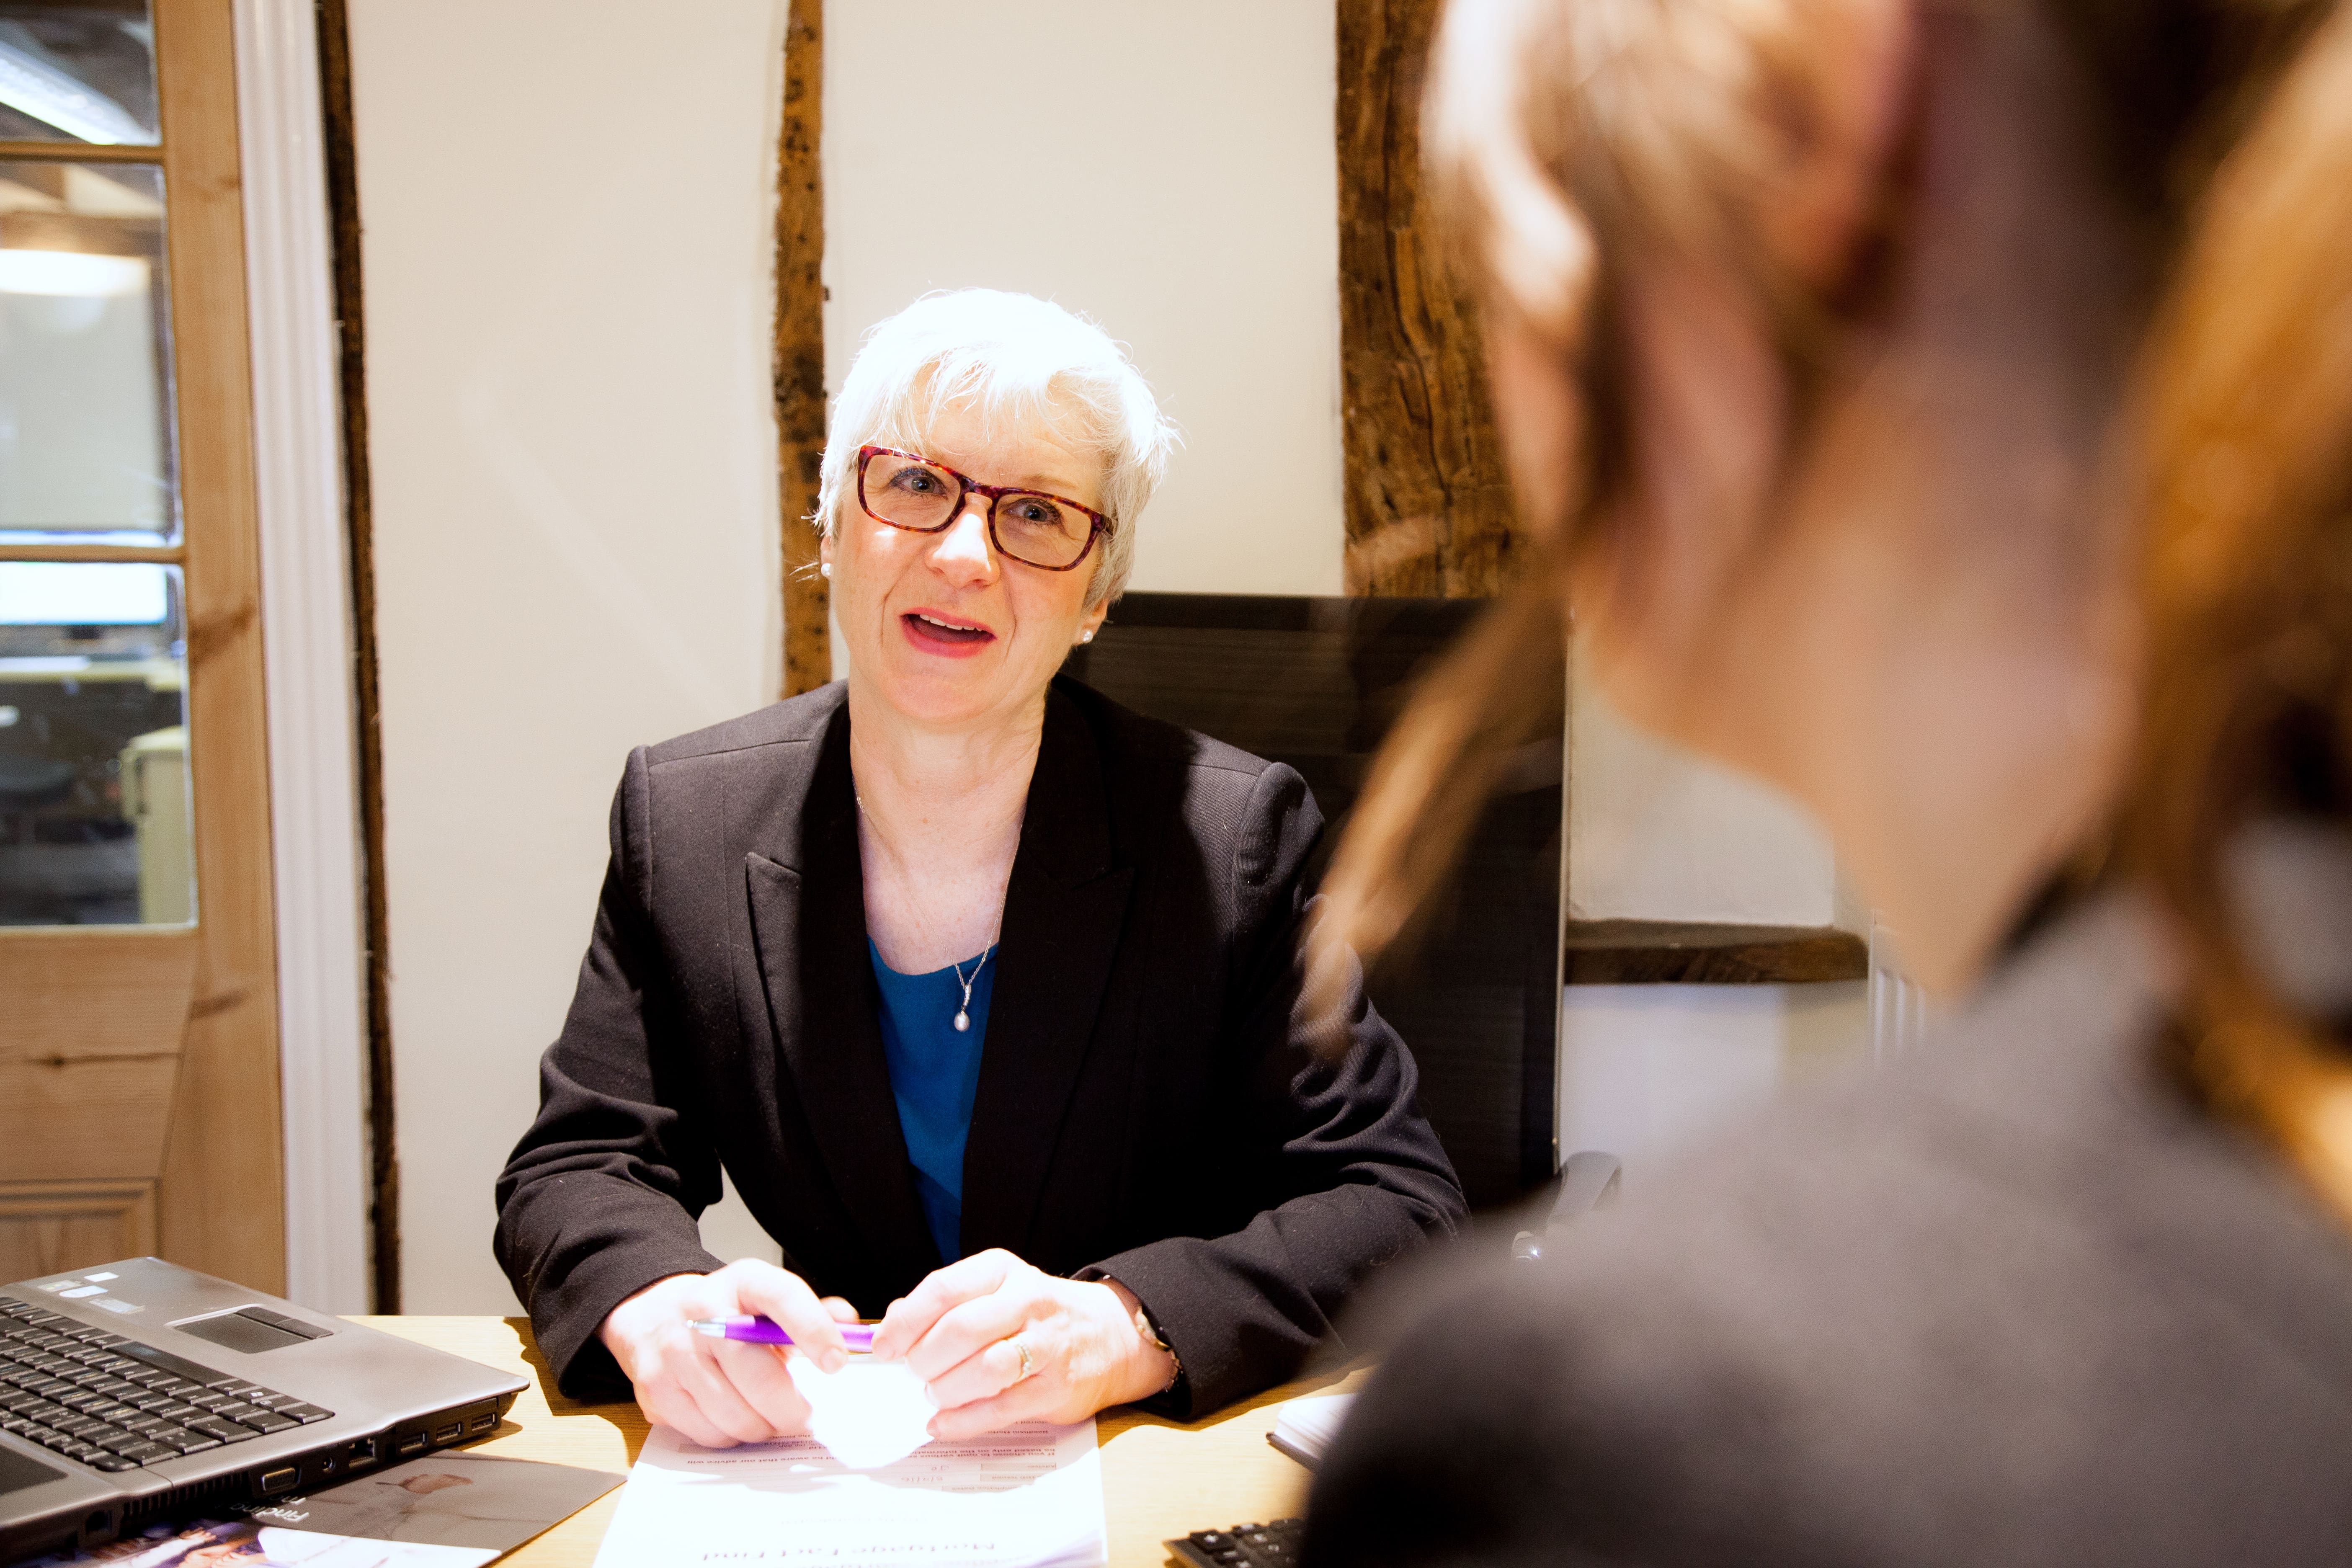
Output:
[{"xmin": 689, "ymin": 1315, "xmax": 876, "ymax": 1352}]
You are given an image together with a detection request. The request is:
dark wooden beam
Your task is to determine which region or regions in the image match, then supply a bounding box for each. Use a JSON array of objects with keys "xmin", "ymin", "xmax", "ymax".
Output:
[
  {"xmin": 316, "ymin": 0, "xmax": 399, "ymax": 1315},
  {"xmin": 1563, "ymin": 921, "xmax": 1871, "ymax": 985},
  {"xmin": 775, "ymin": 0, "xmax": 828, "ymax": 698},
  {"xmin": 1336, "ymin": 0, "xmax": 1519, "ymax": 597}
]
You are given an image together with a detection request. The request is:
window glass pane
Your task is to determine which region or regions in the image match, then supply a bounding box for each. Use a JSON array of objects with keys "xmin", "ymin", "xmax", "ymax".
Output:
[
  {"xmin": 0, "ymin": 158, "xmax": 175, "ymax": 545},
  {"xmin": 0, "ymin": 2, "xmax": 157, "ymax": 146},
  {"xmin": 0, "ymin": 560, "xmax": 189, "ymax": 926}
]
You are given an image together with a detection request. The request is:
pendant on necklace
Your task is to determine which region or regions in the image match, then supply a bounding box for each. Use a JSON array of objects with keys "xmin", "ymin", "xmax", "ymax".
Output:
[{"xmin": 953, "ymin": 1010, "xmax": 971, "ymax": 1032}]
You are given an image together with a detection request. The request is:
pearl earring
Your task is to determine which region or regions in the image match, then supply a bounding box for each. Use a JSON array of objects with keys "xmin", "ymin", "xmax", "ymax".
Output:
[
  {"xmin": 819, "ymin": 562, "xmax": 832, "ymax": 579},
  {"xmin": 1080, "ymin": 629, "xmax": 1095, "ymax": 645}
]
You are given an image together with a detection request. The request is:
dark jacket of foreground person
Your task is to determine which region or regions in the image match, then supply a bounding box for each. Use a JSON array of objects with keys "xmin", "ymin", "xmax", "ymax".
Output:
[
  {"xmin": 495, "ymin": 677, "xmax": 1466, "ymax": 1416},
  {"xmin": 1306, "ymin": 823, "xmax": 2352, "ymax": 1566}
]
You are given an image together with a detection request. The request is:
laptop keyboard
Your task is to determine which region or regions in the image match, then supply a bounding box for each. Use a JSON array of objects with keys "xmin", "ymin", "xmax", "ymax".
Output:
[{"xmin": 0, "ymin": 1297, "xmax": 332, "ymax": 1473}]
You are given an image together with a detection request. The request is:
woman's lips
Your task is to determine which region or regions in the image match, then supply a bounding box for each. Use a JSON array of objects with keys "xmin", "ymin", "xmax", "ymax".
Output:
[{"xmin": 900, "ymin": 611, "xmax": 995, "ymax": 658}]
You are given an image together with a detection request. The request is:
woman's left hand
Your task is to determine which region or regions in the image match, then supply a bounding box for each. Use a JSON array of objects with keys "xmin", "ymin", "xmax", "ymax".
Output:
[{"xmin": 867, "ymin": 1248, "xmax": 1176, "ymax": 1441}]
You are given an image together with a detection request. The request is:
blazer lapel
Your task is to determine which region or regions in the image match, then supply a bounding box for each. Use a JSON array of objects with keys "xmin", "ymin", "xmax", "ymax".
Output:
[
  {"xmin": 958, "ymin": 685, "xmax": 1135, "ymax": 1259},
  {"xmin": 741, "ymin": 704, "xmax": 939, "ymax": 1279}
]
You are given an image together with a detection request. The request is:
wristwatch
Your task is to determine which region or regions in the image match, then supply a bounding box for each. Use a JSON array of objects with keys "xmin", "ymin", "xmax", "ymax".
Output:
[{"xmin": 1133, "ymin": 1302, "xmax": 1181, "ymax": 1394}]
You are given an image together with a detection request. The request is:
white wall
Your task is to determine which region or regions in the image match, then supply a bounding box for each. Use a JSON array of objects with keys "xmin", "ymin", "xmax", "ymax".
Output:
[
  {"xmin": 350, "ymin": 0, "xmax": 793, "ymax": 1312},
  {"xmin": 1569, "ymin": 652, "xmax": 1842, "ymax": 927},
  {"xmin": 1563, "ymin": 649, "xmax": 1871, "ymax": 1177},
  {"xmin": 823, "ymin": 0, "xmax": 1344, "ymax": 600},
  {"xmin": 350, "ymin": 0, "xmax": 1858, "ymax": 1306},
  {"xmin": 352, "ymin": 0, "xmax": 1344, "ymax": 1310}
]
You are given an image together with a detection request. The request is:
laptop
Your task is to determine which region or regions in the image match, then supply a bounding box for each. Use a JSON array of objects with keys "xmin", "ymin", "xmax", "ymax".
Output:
[{"xmin": 0, "ymin": 1258, "xmax": 528, "ymax": 1563}]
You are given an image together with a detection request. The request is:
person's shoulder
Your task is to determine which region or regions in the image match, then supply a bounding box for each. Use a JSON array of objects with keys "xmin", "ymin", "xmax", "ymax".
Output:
[
  {"xmin": 639, "ymin": 682, "xmax": 846, "ymax": 769},
  {"xmin": 1052, "ymin": 674, "xmax": 1290, "ymax": 786},
  {"xmin": 1318, "ymin": 890, "xmax": 2352, "ymax": 1563}
]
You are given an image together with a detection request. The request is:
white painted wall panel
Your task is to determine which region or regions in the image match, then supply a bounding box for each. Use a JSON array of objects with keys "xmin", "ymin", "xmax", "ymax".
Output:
[
  {"xmin": 1569, "ymin": 652, "xmax": 1842, "ymax": 927},
  {"xmin": 350, "ymin": 0, "xmax": 792, "ymax": 1312},
  {"xmin": 823, "ymin": 0, "xmax": 1344, "ymax": 600}
]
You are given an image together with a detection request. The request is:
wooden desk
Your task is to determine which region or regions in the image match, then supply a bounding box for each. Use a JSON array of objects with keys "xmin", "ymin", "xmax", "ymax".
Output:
[{"xmin": 357, "ymin": 1318, "xmax": 1362, "ymax": 1568}]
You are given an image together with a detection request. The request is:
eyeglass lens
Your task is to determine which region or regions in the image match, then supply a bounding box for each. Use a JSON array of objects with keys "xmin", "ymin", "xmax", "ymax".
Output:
[{"xmin": 862, "ymin": 452, "xmax": 1094, "ymax": 567}]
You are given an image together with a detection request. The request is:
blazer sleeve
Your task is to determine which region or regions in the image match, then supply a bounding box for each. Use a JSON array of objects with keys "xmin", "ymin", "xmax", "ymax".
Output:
[
  {"xmin": 493, "ymin": 748, "xmax": 731, "ymax": 1400},
  {"xmin": 1076, "ymin": 763, "xmax": 1470, "ymax": 1417}
]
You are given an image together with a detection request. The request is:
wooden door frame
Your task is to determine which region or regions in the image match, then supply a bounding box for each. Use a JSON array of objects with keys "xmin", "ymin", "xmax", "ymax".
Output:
[{"xmin": 146, "ymin": 0, "xmax": 283, "ymax": 1292}]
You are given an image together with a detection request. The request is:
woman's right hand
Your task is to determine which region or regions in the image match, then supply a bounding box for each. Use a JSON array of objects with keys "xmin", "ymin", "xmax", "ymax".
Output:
[{"xmin": 597, "ymin": 1260, "xmax": 859, "ymax": 1448}]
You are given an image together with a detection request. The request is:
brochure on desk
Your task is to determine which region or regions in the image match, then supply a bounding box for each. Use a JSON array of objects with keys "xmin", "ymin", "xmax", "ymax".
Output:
[
  {"xmin": 593, "ymin": 1419, "xmax": 1109, "ymax": 1568},
  {"xmin": 26, "ymin": 1452, "xmax": 623, "ymax": 1568}
]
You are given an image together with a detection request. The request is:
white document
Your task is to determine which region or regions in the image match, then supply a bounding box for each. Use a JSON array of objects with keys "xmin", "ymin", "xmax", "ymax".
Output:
[{"xmin": 591, "ymin": 1418, "xmax": 1108, "ymax": 1568}]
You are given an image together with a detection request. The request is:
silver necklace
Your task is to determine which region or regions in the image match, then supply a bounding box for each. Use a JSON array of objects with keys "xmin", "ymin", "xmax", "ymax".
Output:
[
  {"xmin": 858, "ymin": 785, "xmax": 1000, "ymax": 1032},
  {"xmin": 949, "ymin": 943, "xmax": 995, "ymax": 1033}
]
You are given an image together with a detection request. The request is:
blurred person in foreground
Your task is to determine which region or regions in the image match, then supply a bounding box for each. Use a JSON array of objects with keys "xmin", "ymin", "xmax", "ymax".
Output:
[
  {"xmin": 495, "ymin": 289, "xmax": 1463, "ymax": 1449},
  {"xmin": 1300, "ymin": 0, "xmax": 2352, "ymax": 1561}
]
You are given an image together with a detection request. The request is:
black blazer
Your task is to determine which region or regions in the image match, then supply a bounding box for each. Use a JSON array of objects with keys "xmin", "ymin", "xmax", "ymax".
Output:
[{"xmin": 495, "ymin": 676, "xmax": 1466, "ymax": 1415}]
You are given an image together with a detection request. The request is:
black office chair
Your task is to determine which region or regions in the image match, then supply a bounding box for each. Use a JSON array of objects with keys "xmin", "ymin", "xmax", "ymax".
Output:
[
  {"xmin": 1509, "ymin": 1150, "xmax": 1622, "ymax": 1261},
  {"xmin": 1064, "ymin": 592, "xmax": 1569, "ymax": 1212}
]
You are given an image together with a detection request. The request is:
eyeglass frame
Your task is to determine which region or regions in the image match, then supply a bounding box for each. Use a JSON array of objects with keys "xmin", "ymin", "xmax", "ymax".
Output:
[{"xmin": 854, "ymin": 444, "xmax": 1112, "ymax": 572}]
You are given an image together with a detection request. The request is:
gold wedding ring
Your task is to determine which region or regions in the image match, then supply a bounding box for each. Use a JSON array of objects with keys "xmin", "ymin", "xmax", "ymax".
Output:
[{"xmin": 1010, "ymin": 1335, "xmax": 1035, "ymax": 1381}]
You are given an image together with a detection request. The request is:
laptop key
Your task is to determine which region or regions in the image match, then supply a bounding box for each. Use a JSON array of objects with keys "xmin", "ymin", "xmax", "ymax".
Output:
[
  {"xmin": 237, "ymin": 1412, "xmax": 300, "ymax": 1435},
  {"xmin": 91, "ymin": 1456, "xmax": 139, "ymax": 1472},
  {"xmin": 187, "ymin": 1416, "xmax": 255, "ymax": 1444},
  {"xmin": 33, "ymin": 1429, "xmax": 77, "ymax": 1451},
  {"xmin": 151, "ymin": 1429, "xmax": 220, "ymax": 1455},
  {"xmin": 281, "ymin": 1404, "xmax": 334, "ymax": 1424},
  {"xmin": 182, "ymin": 1390, "xmax": 233, "ymax": 1411},
  {"xmin": 114, "ymin": 1442, "xmax": 173, "ymax": 1465},
  {"xmin": 64, "ymin": 1443, "xmax": 108, "ymax": 1464}
]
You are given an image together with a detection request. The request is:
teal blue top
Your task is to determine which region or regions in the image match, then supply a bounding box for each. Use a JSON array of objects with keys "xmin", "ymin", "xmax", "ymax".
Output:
[{"xmin": 867, "ymin": 939, "xmax": 993, "ymax": 1265}]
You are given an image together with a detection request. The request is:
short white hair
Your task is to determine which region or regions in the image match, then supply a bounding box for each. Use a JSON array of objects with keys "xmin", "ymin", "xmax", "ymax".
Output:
[{"xmin": 815, "ymin": 289, "xmax": 1177, "ymax": 607}]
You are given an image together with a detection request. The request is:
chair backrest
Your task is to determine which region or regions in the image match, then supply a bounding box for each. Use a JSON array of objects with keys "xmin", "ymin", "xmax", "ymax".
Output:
[{"xmin": 1064, "ymin": 592, "xmax": 1564, "ymax": 1211}]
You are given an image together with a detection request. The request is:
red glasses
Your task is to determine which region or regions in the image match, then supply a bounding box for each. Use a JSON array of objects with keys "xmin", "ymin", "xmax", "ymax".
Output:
[{"xmin": 855, "ymin": 445, "xmax": 1111, "ymax": 571}]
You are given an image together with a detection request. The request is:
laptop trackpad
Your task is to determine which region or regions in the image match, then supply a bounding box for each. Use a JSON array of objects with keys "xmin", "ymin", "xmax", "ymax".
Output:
[
  {"xmin": 176, "ymin": 1309, "xmax": 309, "ymax": 1355},
  {"xmin": 0, "ymin": 1445, "xmax": 64, "ymax": 1496}
]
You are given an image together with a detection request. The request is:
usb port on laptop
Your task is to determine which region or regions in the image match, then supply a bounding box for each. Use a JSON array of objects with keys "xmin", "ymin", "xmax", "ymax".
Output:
[
  {"xmin": 467, "ymin": 1413, "xmax": 496, "ymax": 1435},
  {"xmin": 432, "ymin": 1422, "xmax": 461, "ymax": 1444},
  {"xmin": 395, "ymin": 1433, "xmax": 426, "ymax": 1457}
]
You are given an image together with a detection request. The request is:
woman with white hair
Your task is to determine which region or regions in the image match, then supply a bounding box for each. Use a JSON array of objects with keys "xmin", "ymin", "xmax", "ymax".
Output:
[{"xmin": 494, "ymin": 289, "xmax": 1466, "ymax": 1448}]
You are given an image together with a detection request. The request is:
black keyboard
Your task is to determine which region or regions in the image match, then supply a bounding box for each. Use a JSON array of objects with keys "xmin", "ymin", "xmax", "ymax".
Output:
[
  {"xmin": 0, "ymin": 1296, "xmax": 331, "ymax": 1473},
  {"xmin": 1169, "ymin": 1518, "xmax": 1302, "ymax": 1568}
]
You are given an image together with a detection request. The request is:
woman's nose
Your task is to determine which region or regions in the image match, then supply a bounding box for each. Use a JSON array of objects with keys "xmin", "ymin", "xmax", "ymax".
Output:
[{"xmin": 928, "ymin": 500, "xmax": 998, "ymax": 582}]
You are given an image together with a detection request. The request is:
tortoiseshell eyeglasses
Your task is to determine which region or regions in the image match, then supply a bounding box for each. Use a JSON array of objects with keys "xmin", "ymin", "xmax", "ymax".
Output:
[{"xmin": 856, "ymin": 445, "xmax": 1111, "ymax": 571}]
